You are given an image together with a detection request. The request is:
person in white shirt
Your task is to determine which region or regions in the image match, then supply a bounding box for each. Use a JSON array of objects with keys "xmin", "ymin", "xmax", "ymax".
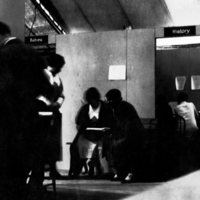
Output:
[
  {"xmin": 175, "ymin": 92, "xmax": 199, "ymax": 138},
  {"xmin": 174, "ymin": 93, "xmax": 200, "ymax": 176}
]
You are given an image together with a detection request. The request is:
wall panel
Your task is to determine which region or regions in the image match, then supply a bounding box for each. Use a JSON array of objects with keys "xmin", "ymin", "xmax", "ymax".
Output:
[
  {"xmin": 127, "ymin": 29, "xmax": 155, "ymax": 118},
  {"xmin": 56, "ymin": 31, "xmax": 127, "ymax": 170}
]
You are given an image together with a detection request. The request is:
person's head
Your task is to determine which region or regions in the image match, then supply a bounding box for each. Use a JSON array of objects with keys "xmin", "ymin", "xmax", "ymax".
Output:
[
  {"xmin": 85, "ymin": 87, "xmax": 101, "ymax": 109},
  {"xmin": 105, "ymin": 89, "xmax": 122, "ymax": 104},
  {"xmin": 177, "ymin": 92, "xmax": 189, "ymax": 104},
  {"xmin": 0, "ymin": 21, "xmax": 11, "ymax": 44},
  {"xmin": 47, "ymin": 53, "xmax": 65, "ymax": 75}
]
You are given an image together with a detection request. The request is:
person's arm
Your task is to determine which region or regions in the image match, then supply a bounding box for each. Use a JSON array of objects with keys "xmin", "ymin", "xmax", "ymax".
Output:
[
  {"xmin": 53, "ymin": 94, "xmax": 65, "ymax": 109},
  {"xmin": 43, "ymin": 68, "xmax": 54, "ymax": 85}
]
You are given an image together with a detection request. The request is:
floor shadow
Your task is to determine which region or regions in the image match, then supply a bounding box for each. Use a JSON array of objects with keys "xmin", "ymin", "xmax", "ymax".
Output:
[{"xmin": 46, "ymin": 179, "xmax": 161, "ymax": 200}]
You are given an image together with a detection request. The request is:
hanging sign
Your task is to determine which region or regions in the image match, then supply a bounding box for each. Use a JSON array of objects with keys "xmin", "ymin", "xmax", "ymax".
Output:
[
  {"xmin": 164, "ymin": 26, "xmax": 196, "ymax": 37},
  {"xmin": 25, "ymin": 36, "xmax": 48, "ymax": 44}
]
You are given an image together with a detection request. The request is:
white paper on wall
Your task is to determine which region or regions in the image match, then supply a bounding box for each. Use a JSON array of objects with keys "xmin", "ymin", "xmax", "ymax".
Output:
[
  {"xmin": 191, "ymin": 75, "xmax": 200, "ymax": 90},
  {"xmin": 108, "ymin": 65, "xmax": 126, "ymax": 80},
  {"xmin": 175, "ymin": 76, "xmax": 186, "ymax": 90}
]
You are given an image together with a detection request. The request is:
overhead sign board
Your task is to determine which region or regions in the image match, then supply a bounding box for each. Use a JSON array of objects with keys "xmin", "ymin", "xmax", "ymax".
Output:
[
  {"xmin": 164, "ymin": 26, "xmax": 196, "ymax": 37},
  {"xmin": 25, "ymin": 36, "xmax": 48, "ymax": 44}
]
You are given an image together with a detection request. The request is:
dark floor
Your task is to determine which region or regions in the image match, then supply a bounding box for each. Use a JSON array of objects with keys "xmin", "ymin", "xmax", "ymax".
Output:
[{"xmin": 45, "ymin": 170, "xmax": 200, "ymax": 200}]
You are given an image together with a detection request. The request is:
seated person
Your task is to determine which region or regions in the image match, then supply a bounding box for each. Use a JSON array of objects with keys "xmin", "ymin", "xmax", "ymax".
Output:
[
  {"xmin": 105, "ymin": 89, "xmax": 145, "ymax": 183},
  {"xmin": 174, "ymin": 92, "xmax": 199, "ymax": 138},
  {"xmin": 174, "ymin": 92, "xmax": 200, "ymax": 176},
  {"xmin": 70, "ymin": 87, "xmax": 114, "ymax": 178}
]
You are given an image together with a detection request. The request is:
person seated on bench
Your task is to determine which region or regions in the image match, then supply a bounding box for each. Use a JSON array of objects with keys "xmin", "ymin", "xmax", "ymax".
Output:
[
  {"xmin": 70, "ymin": 87, "xmax": 114, "ymax": 178},
  {"xmin": 175, "ymin": 92, "xmax": 199, "ymax": 138},
  {"xmin": 105, "ymin": 89, "xmax": 145, "ymax": 183}
]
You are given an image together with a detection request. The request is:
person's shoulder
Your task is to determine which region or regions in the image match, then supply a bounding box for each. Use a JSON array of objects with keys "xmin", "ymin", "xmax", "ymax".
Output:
[
  {"xmin": 119, "ymin": 101, "xmax": 138, "ymax": 114},
  {"xmin": 1, "ymin": 37, "xmax": 34, "ymax": 53},
  {"xmin": 6, "ymin": 38, "xmax": 23, "ymax": 46},
  {"xmin": 121, "ymin": 100, "xmax": 135, "ymax": 108},
  {"xmin": 81, "ymin": 103, "xmax": 89, "ymax": 110},
  {"xmin": 187, "ymin": 102, "xmax": 197, "ymax": 109},
  {"xmin": 188, "ymin": 102, "xmax": 194, "ymax": 105}
]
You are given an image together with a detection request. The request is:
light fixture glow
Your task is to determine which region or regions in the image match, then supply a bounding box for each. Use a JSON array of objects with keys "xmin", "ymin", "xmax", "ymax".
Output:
[
  {"xmin": 37, "ymin": 2, "xmax": 67, "ymax": 34},
  {"xmin": 157, "ymin": 36, "xmax": 200, "ymax": 47}
]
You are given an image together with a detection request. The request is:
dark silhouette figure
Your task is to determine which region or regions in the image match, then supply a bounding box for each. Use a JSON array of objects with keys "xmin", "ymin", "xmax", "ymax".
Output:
[
  {"xmin": 105, "ymin": 89, "xmax": 145, "ymax": 183},
  {"xmin": 0, "ymin": 21, "xmax": 50, "ymax": 200},
  {"xmin": 43, "ymin": 54, "xmax": 65, "ymax": 176}
]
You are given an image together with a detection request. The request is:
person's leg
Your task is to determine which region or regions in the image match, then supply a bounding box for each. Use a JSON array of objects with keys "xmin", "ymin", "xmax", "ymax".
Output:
[
  {"xmin": 88, "ymin": 159, "xmax": 95, "ymax": 177},
  {"xmin": 82, "ymin": 159, "xmax": 88, "ymax": 174}
]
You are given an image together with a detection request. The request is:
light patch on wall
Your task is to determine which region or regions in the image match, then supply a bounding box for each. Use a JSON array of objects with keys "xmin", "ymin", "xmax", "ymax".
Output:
[
  {"xmin": 191, "ymin": 75, "xmax": 200, "ymax": 90},
  {"xmin": 156, "ymin": 36, "xmax": 200, "ymax": 50},
  {"xmin": 108, "ymin": 65, "xmax": 126, "ymax": 80},
  {"xmin": 175, "ymin": 76, "xmax": 186, "ymax": 90},
  {"xmin": 164, "ymin": 0, "xmax": 200, "ymax": 26}
]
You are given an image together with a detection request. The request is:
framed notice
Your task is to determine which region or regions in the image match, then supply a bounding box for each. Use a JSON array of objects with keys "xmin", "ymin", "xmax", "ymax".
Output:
[
  {"xmin": 191, "ymin": 75, "xmax": 200, "ymax": 90},
  {"xmin": 108, "ymin": 65, "xmax": 126, "ymax": 80}
]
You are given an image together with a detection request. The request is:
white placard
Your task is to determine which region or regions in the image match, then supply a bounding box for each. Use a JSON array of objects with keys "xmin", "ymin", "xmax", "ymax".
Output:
[
  {"xmin": 191, "ymin": 75, "xmax": 200, "ymax": 90},
  {"xmin": 175, "ymin": 76, "xmax": 186, "ymax": 90},
  {"xmin": 108, "ymin": 65, "xmax": 126, "ymax": 80}
]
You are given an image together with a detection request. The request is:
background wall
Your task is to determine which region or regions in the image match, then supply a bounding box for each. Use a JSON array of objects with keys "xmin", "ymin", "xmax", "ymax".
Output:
[
  {"xmin": 127, "ymin": 29, "xmax": 155, "ymax": 118},
  {"xmin": 0, "ymin": 0, "xmax": 25, "ymax": 40},
  {"xmin": 156, "ymin": 47, "xmax": 200, "ymax": 110},
  {"xmin": 56, "ymin": 29, "xmax": 155, "ymax": 171}
]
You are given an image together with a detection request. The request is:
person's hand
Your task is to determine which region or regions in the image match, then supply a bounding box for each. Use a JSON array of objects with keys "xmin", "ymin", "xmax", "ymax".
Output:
[
  {"xmin": 49, "ymin": 102, "xmax": 60, "ymax": 111},
  {"xmin": 101, "ymin": 127, "xmax": 110, "ymax": 132}
]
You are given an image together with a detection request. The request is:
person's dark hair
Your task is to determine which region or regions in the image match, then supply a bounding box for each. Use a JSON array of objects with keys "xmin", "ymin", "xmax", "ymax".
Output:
[
  {"xmin": 47, "ymin": 53, "xmax": 65, "ymax": 71},
  {"xmin": 85, "ymin": 87, "xmax": 101, "ymax": 103},
  {"xmin": 105, "ymin": 89, "xmax": 122, "ymax": 102},
  {"xmin": 177, "ymin": 92, "xmax": 189, "ymax": 104},
  {"xmin": 0, "ymin": 21, "xmax": 11, "ymax": 35}
]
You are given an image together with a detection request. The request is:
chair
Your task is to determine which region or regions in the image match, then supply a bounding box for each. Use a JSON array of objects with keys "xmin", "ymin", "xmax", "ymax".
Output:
[
  {"xmin": 174, "ymin": 114, "xmax": 186, "ymax": 135},
  {"xmin": 66, "ymin": 142, "xmax": 85, "ymax": 177},
  {"xmin": 43, "ymin": 161, "xmax": 57, "ymax": 199},
  {"xmin": 66, "ymin": 142, "xmax": 73, "ymax": 176}
]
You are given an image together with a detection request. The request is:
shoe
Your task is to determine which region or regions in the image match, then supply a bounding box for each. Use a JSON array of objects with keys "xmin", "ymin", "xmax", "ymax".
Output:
[
  {"xmin": 121, "ymin": 173, "xmax": 134, "ymax": 183},
  {"xmin": 125, "ymin": 173, "xmax": 133, "ymax": 181},
  {"xmin": 110, "ymin": 174, "xmax": 121, "ymax": 181}
]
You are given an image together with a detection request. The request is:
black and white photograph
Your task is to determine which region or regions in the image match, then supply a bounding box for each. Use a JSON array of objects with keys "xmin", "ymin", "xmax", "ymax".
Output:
[{"xmin": 1, "ymin": 0, "xmax": 200, "ymax": 199}]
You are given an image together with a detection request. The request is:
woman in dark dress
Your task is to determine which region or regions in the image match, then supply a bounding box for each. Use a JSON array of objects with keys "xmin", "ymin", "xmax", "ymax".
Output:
[{"xmin": 70, "ymin": 87, "xmax": 114, "ymax": 177}]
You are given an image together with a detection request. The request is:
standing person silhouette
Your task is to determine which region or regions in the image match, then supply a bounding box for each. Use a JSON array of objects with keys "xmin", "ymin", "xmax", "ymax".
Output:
[
  {"xmin": 0, "ymin": 21, "xmax": 50, "ymax": 199},
  {"xmin": 28, "ymin": 54, "xmax": 65, "ymax": 192},
  {"xmin": 43, "ymin": 53, "xmax": 65, "ymax": 178}
]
